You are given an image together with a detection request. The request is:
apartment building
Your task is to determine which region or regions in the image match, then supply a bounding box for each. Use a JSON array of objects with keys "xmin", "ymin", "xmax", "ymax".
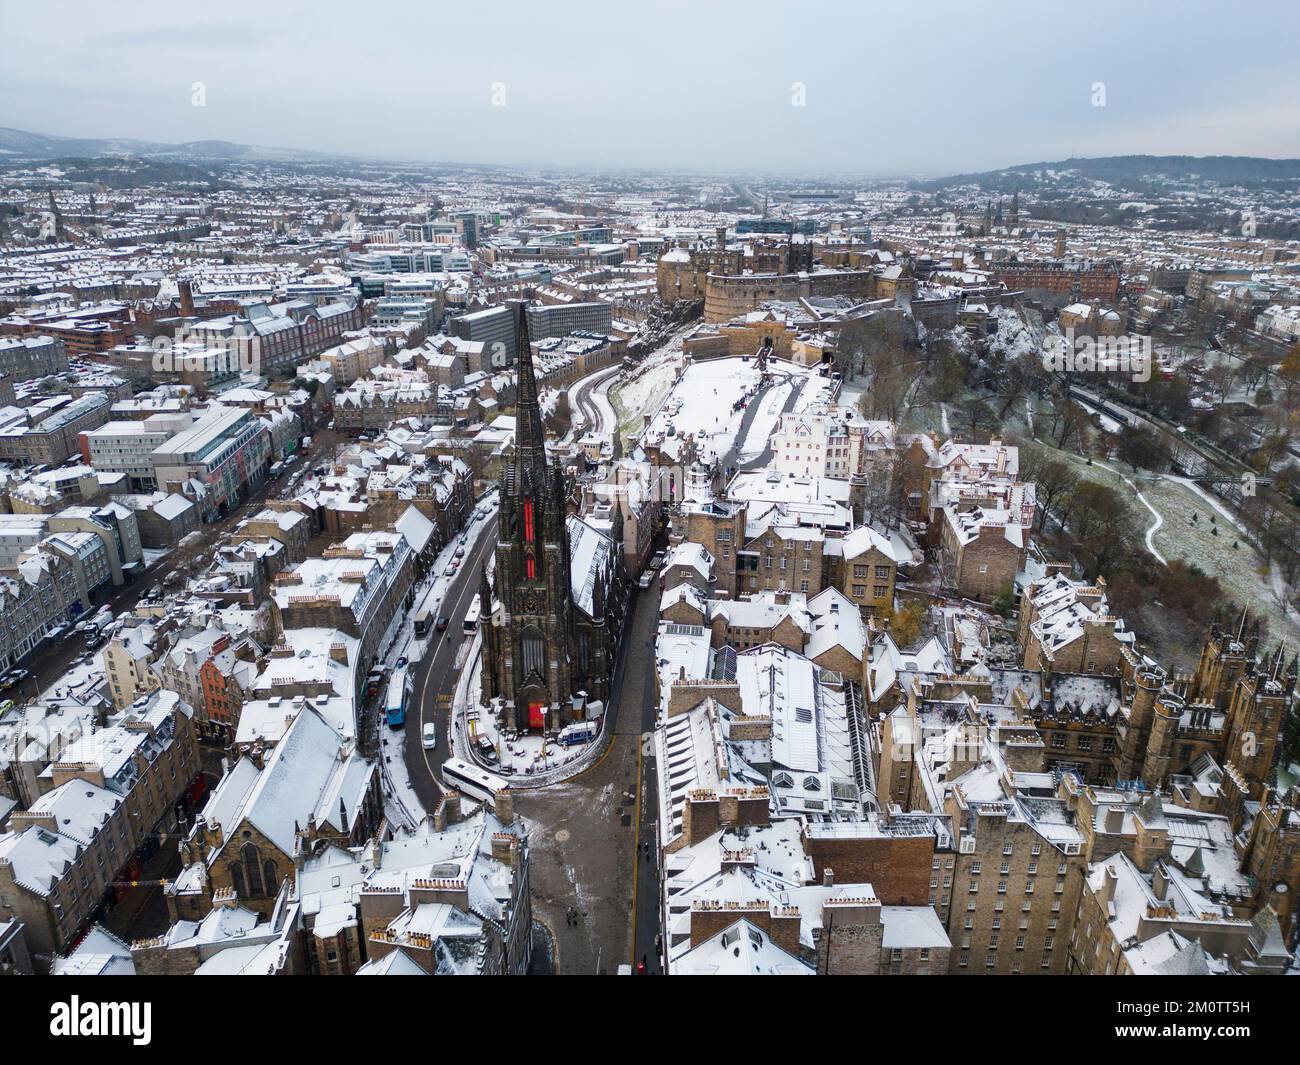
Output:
[
  {"xmin": 0, "ymin": 691, "xmax": 201, "ymax": 968},
  {"xmin": 150, "ymin": 405, "xmax": 272, "ymax": 520}
]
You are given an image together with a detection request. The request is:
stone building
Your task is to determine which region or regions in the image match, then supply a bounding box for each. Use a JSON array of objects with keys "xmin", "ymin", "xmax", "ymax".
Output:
[
  {"xmin": 480, "ymin": 304, "xmax": 624, "ymax": 733},
  {"xmin": 171, "ymin": 707, "xmax": 382, "ymax": 922}
]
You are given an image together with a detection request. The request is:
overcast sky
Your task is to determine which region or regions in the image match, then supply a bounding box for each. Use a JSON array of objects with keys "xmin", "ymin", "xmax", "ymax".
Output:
[{"xmin": 3, "ymin": 0, "xmax": 1297, "ymax": 176}]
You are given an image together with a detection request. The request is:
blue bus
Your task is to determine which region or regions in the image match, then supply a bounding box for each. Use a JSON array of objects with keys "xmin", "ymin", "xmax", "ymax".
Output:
[{"xmin": 384, "ymin": 665, "xmax": 409, "ymax": 728}]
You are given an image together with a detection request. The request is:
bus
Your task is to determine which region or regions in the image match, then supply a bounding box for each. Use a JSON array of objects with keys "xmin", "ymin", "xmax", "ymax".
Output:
[
  {"xmin": 462, "ymin": 594, "xmax": 481, "ymax": 635},
  {"xmin": 441, "ymin": 757, "xmax": 508, "ymax": 806},
  {"xmin": 384, "ymin": 665, "xmax": 410, "ymax": 729},
  {"xmin": 413, "ymin": 608, "xmax": 431, "ymax": 639}
]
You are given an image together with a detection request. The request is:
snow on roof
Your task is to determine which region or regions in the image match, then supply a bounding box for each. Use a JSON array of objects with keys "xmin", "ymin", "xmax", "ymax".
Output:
[
  {"xmin": 394, "ymin": 504, "xmax": 436, "ymax": 554},
  {"xmin": 51, "ymin": 925, "xmax": 136, "ymax": 976},
  {"xmin": 567, "ymin": 514, "xmax": 613, "ymax": 620},
  {"xmin": 672, "ymin": 918, "xmax": 813, "ymax": 975},
  {"xmin": 197, "ymin": 707, "xmax": 372, "ymax": 859},
  {"xmin": 880, "ymin": 905, "xmax": 952, "ymax": 950}
]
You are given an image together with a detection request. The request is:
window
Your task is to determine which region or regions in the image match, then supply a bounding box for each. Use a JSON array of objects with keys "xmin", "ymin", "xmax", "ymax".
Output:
[
  {"xmin": 521, "ymin": 628, "xmax": 546, "ymax": 677},
  {"xmin": 523, "ymin": 497, "xmax": 535, "ymax": 542}
]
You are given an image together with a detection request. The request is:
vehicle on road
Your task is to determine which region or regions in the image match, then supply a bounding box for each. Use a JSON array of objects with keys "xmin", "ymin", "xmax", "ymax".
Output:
[
  {"xmin": 463, "ymin": 594, "xmax": 481, "ymax": 635},
  {"xmin": 444, "ymin": 564, "xmax": 456, "ymax": 577},
  {"xmin": 638, "ymin": 571, "xmax": 655, "ymax": 590},
  {"xmin": 474, "ymin": 735, "xmax": 499, "ymax": 763},
  {"xmin": 422, "ymin": 721, "xmax": 437, "ymax": 750},
  {"xmin": 648, "ymin": 551, "xmax": 666, "ymax": 571},
  {"xmin": 434, "ymin": 615, "xmax": 449, "ymax": 634},
  {"xmin": 443, "ymin": 757, "xmax": 505, "ymax": 801},
  {"xmin": 384, "ymin": 665, "xmax": 409, "ymax": 729},
  {"xmin": 413, "ymin": 609, "xmax": 431, "ymax": 639},
  {"xmin": 396, "ymin": 655, "xmax": 408, "ymax": 668},
  {"xmin": 558, "ymin": 720, "xmax": 598, "ymax": 747},
  {"xmin": 454, "ymin": 547, "xmax": 465, "ymax": 559}
]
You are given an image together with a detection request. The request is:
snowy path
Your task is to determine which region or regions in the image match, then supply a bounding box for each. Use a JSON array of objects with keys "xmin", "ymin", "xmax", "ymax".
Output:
[{"xmin": 1093, "ymin": 461, "xmax": 1167, "ymax": 565}]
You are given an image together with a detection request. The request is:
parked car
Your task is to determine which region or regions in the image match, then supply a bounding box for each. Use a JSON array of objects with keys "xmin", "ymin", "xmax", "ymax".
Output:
[
  {"xmin": 6, "ymin": 668, "xmax": 30, "ymax": 685},
  {"xmin": 396, "ymin": 655, "xmax": 408, "ymax": 668},
  {"xmin": 475, "ymin": 735, "xmax": 499, "ymax": 763},
  {"xmin": 638, "ymin": 571, "xmax": 655, "ymax": 590},
  {"xmin": 454, "ymin": 547, "xmax": 466, "ymax": 559},
  {"xmin": 422, "ymin": 722, "xmax": 438, "ymax": 750},
  {"xmin": 444, "ymin": 564, "xmax": 456, "ymax": 577}
]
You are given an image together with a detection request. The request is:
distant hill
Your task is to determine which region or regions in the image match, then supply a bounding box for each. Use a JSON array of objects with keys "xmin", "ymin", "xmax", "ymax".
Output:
[
  {"xmin": 0, "ymin": 126, "xmax": 347, "ymax": 163},
  {"xmin": 916, "ymin": 155, "xmax": 1300, "ymax": 192}
]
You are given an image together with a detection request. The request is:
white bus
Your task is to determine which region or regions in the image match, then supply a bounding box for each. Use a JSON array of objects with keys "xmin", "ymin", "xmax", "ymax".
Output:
[
  {"xmin": 462, "ymin": 593, "xmax": 481, "ymax": 635},
  {"xmin": 441, "ymin": 757, "xmax": 507, "ymax": 806}
]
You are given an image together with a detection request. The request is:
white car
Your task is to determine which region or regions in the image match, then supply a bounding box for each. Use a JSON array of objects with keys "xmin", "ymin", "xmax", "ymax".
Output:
[{"xmin": 422, "ymin": 722, "xmax": 438, "ymax": 750}]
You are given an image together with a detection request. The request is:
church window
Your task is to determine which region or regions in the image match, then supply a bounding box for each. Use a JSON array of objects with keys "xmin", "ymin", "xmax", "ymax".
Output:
[
  {"xmin": 241, "ymin": 842, "xmax": 266, "ymax": 897},
  {"xmin": 523, "ymin": 498, "xmax": 535, "ymax": 542},
  {"xmin": 526, "ymin": 555, "xmax": 535, "ymax": 579},
  {"xmin": 522, "ymin": 628, "xmax": 546, "ymax": 676}
]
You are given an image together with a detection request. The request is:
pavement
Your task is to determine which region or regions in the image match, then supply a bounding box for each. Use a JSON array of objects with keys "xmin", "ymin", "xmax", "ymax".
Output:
[{"xmin": 505, "ymin": 540, "xmax": 666, "ymax": 975}]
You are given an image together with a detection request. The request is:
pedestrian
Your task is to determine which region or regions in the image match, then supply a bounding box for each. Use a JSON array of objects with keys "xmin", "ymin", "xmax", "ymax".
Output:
[{"xmin": 636, "ymin": 958, "xmax": 646, "ymax": 975}]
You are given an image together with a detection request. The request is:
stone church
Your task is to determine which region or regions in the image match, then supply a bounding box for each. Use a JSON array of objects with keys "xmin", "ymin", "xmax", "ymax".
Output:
[{"xmin": 480, "ymin": 303, "xmax": 626, "ymax": 733}]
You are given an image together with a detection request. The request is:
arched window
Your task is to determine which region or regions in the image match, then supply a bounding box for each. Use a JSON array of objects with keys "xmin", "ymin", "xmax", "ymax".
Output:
[
  {"xmin": 264, "ymin": 861, "xmax": 278, "ymax": 895},
  {"xmin": 521, "ymin": 627, "xmax": 545, "ymax": 677},
  {"xmin": 242, "ymin": 842, "xmax": 265, "ymax": 897},
  {"xmin": 229, "ymin": 862, "xmax": 246, "ymax": 898}
]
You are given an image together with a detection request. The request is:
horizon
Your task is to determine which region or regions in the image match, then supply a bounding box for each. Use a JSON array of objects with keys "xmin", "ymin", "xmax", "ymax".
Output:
[{"xmin": 3, "ymin": 0, "xmax": 1298, "ymax": 176}]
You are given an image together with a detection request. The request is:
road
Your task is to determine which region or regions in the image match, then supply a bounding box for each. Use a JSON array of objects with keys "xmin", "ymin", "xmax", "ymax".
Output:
[
  {"xmin": 399, "ymin": 514, "xmax": 500, "ymax": 812},
  {"xmin": 570, "ymin": 362, "xmax": 623, "ymax": 438}
]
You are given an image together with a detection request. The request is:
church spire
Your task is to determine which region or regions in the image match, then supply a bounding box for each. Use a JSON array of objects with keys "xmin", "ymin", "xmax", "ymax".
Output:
[{"xmin": 512, "ymin": 301, "xmax": 546, "ymax": 478}]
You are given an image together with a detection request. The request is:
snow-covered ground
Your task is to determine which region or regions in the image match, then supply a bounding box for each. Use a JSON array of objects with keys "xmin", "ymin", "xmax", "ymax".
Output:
[
  {"xmin": 736, "ymin": 379, "xmax": 792, "ymax": 463},
  {"xmin": 640, "ymin": 357, "xmax": 768, "ymax": 465},
  {"xmin": 461, "ymin": 650, "xmax": 604, "ymax": 781}
]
